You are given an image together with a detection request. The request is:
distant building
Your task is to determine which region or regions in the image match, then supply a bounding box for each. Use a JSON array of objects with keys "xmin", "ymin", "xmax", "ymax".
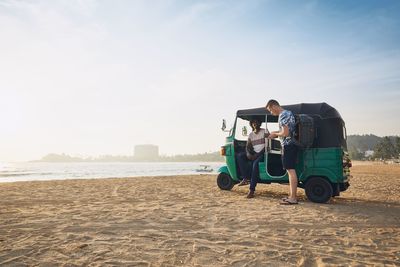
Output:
[
  {"xmin": 365, "ymin": 150, "xmax": 374, "ymax": 158},
  {"xmin": 134, "ymin": 144, "xmax": 159, "ymax": 160}
]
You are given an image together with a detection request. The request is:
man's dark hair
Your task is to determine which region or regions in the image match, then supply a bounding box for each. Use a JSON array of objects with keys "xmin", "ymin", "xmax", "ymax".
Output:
[{"xmin": 266, "ymin": 99, "xmax": 280, "ymax": 108}]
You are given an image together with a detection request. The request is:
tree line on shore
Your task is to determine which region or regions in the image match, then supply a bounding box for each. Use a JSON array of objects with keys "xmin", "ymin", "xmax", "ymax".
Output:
[{"xmin": 347, "ymin": 134, "xmax": 400, "ymax": 160}]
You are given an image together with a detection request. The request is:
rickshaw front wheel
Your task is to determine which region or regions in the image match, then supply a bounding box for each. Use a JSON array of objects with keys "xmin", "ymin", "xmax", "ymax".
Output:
[
  {"xmin": 217, "ymin": 173, "xmax": 235, "ymax": 190},
  {"xmin": 305, "ymin": 177, "xmax": 333, "ymax": 203}
]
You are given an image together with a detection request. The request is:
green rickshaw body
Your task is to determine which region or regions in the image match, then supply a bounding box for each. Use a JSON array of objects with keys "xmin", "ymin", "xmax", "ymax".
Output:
[
  {"xmin": 220, "ymin": 139, "xmax": 349, "ymax": 185},
  {"xmin": 218, "ymin": 103, "xmax": 351, "ymax": 203}
]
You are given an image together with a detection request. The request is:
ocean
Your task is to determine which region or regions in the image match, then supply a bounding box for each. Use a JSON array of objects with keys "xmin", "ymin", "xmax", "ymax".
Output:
[{"xmin": 0, "ymin": 162, "xmax": 224, "ymax": 183}]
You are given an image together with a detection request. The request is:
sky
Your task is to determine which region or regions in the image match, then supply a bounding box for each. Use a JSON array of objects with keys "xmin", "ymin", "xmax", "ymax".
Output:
[{"xmin": 0, "ymin": 0, "xmax": 400, "ymax": 161}]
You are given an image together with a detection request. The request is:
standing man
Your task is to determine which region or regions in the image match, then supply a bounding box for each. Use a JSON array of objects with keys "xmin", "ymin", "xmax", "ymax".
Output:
[{"xmin": 266, "ymin": 100, "xmax": 299, "ymax": 205}]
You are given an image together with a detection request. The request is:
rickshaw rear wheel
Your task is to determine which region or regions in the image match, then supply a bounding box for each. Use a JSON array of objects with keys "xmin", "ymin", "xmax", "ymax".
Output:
[
  {"xmin": 305, "ymin": 177, "xmax": 333, "ymax": 203},
  {"xmin": 217, "ymin": 173, "xmax": 235, "ymax": 190}
]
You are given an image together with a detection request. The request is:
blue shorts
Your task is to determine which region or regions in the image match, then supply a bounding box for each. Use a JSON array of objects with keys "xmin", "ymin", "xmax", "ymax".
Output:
[{"xmin": 282, "ymin": 144, "xmax": 298, "ymax": 170}]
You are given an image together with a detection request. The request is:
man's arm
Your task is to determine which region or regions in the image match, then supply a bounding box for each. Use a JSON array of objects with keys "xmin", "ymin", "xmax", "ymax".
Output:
[
  {"xmin": 246, "ymin": 137, "xmax": 252, "ymax": 150},
  {"xmin": 269, "ymin": 125, "xmax": 289, "ymax": 139},
  {"xmin": 269, "ymin": 112, "xmax": 291, "ymax": 139}
]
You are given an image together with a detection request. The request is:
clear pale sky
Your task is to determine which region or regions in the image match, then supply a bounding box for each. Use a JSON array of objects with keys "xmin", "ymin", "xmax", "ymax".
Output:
[{"xmin": 1, "ymin": 0, "xmax": 399, "ymax": 162}]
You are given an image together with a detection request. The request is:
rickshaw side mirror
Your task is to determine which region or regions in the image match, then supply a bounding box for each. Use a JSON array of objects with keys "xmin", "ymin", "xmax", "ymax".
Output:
[
  {"xmin": 242, "ymin": 126, "xmax": 248, "ymax": 136},
  {"xmin": 221, "ymin": 119, "xmax": 227, "ymax": 131}
]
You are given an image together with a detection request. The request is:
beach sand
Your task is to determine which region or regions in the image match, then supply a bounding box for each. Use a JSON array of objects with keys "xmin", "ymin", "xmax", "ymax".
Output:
[{"xmin": 1, "ymin": 163, "xmax": 399, "ymax": 266}]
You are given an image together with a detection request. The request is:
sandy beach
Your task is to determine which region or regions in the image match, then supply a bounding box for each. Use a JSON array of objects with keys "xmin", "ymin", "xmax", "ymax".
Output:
[{"xmin": 0, "ymin": 163, "xmax": 399, "ymax": 266}]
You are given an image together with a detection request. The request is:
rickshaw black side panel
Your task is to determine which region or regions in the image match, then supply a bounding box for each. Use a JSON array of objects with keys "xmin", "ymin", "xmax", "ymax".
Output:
[
  {"xmin": 295, "ymin": 114, "xmax": 315, "ymax": 148},
  {"xmin": 267, "ymin": 153, "xmax": 286, "ymax": 176},
  {"xmin": 234, "ymin": 140, "xmax": 247, "ymax": 179},
  {"xmin": 234, "ymin": 140, "xmax": 247, "ymax": 153},
  {"xmin": 313, "ymin": 118, "xmax": 346, "ymax": 149}
]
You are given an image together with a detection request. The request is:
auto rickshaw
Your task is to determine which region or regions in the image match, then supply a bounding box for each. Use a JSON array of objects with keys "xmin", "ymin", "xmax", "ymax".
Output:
[{"xmin": 217, "ymin": 102, "xmax": 351, "ymax": 203}]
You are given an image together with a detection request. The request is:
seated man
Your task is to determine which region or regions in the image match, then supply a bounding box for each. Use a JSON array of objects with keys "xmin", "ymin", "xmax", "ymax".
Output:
[{"xmin": 236, "ymin": 119, "xmax": 269, "ymax": 198}]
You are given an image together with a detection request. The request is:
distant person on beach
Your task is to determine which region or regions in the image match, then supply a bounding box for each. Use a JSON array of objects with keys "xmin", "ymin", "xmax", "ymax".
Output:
[
  {"xmin": 266, "ymin": 99, "xmax": 299, "ymax": 205},
  {"xmin": 237, "ymin": 118, "xmax": 269, "ymax": 198}
]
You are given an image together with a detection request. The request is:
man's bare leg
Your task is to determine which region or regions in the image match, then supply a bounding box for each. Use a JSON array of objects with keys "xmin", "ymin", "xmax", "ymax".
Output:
[{"xmin": 287, "ymin": 169, "xmax": 298, "ymax": 201}]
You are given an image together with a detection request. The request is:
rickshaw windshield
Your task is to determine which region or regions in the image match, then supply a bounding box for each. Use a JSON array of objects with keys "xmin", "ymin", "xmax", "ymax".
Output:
[{"xmin": 234, "ymin": 117, "xmax": 267, "ymax": 141}]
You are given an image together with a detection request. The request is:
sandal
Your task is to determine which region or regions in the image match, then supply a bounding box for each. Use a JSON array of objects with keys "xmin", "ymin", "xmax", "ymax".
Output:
[
  {"xmin": 279, "ymin": 199, "xmax": 298, "ymax": 205},
  {"xmin": 237, "ymin": 179, "xmax": 249, "ymax": 186}
]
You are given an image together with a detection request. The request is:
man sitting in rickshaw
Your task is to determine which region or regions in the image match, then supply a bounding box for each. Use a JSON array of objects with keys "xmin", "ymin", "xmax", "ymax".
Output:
[{"xmin": 237, "ymin": 119, "xmax": 270, "ymax": 198}]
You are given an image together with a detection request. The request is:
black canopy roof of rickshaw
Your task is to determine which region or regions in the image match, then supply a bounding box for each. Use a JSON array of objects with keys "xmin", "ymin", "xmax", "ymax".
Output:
[
  {"xmin": 237, "ymin": 102, "xmax": 347, "ymax": 148},
  {"xmin": 237, "ymin": 102, "xmax": 343, "ymax": 122}
]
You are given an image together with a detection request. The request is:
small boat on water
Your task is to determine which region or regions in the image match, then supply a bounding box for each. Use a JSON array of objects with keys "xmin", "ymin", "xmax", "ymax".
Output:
[{"xmin": 195, "ymin": 165, "xmax": 214, "ymax": 173}]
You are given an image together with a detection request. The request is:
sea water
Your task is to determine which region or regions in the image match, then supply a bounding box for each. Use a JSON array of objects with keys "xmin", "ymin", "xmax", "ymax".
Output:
[{"xmin": 0, "ymin": 162, "xmax": 224, "ymax": 183}]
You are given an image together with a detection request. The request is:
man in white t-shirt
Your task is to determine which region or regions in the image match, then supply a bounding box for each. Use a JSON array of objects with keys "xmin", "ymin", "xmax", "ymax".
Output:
[{"xmin": 237, "ymin": 119, "xmax": 269, "ymax": 198}]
